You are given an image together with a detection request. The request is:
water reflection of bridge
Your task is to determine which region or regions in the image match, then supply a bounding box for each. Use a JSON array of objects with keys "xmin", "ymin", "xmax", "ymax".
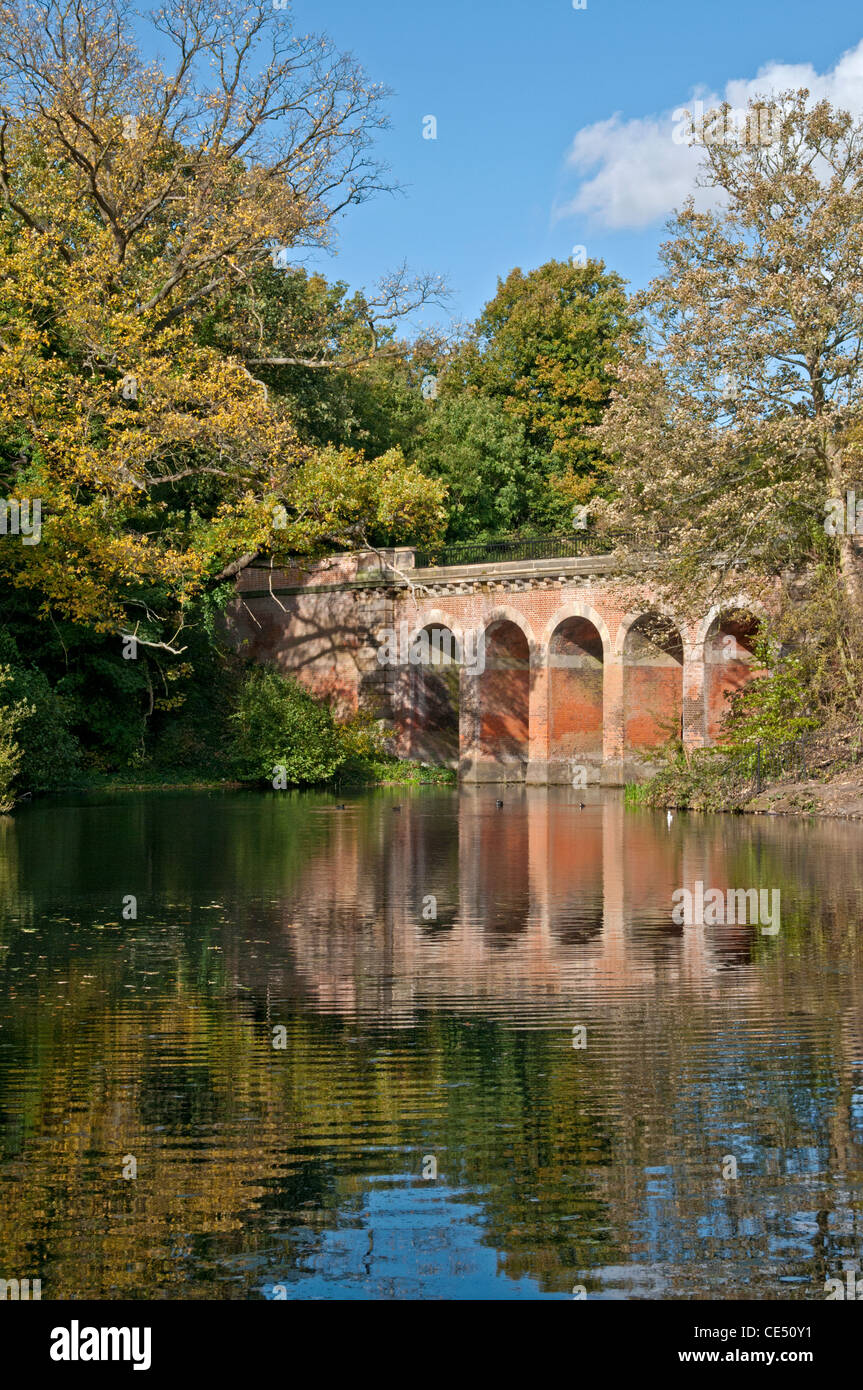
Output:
[{"xmin": 251, "ymin": 792, "xmax": 774, "ymax": 1021}]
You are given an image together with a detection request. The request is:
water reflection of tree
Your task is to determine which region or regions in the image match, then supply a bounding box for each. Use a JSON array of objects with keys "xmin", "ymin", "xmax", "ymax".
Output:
[
  {"xmin": 1, "ymin": 795, "xmax": 863, "ymax": 1297},
  {"xmin": 1, "ymin": 959, "xmax": 862, "ymax": 1297}
]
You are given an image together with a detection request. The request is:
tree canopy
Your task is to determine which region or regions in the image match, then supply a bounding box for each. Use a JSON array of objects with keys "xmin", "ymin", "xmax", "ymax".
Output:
[
  {"xmin": 598, "ymin": 92, "xmax": 863, "ymax": 610},
  {"xmin": 416, "ymin": 259, "xmax": 633, "ymax": 537},
  {"xmin": 0, "ymin": 0, "xmax": 446, "ymax": 655}
]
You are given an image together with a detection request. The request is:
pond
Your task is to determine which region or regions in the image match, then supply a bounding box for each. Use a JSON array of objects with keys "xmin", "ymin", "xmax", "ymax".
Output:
[{"xmin": 1, "ymin": 786, "xmax": 862, "ymax": 1300}]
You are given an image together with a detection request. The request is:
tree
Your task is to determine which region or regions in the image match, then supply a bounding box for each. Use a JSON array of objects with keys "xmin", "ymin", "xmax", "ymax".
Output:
[
  {"xmin": 598, "ymin": 92, "xmax": 863, "ymax": 610},
  {"xmin": 0, "ymin": 0, "xmax": 391, "ymax": 324},
  {"xmin": 0, "ymin": 666, "xmax": 32, "ymax": 809},
  {"xmin": 199, "ymin": 265, "xmax": 442, "ymax": 459},
  {"xmin": 0, "ymin": 630, "xmax": 79, "ymax": 788},
  {"xmin": 412, "ymin": 392, "xmax": 532, "ymax": 540},
  {"xmin": 430, "ymin": 259, "xmax": 632, "ymax": 534},
  {"xmin": 0, "ymin": 0, "xmax": 446, "ymax": 657}
]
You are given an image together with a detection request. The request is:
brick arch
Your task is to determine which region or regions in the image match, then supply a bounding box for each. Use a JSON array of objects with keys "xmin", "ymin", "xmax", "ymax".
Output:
[
  {"xmin": 692, "ymin": 595, "xmax": 763, "ymax": 655},
  {"xmin": 407, "ymin": 610, "xmax": 464, "ymax": 766},
  {"xmin": 407, "ymin": 608, "xmax": 466, "ymax": 655},
  {"xmin": 613, "ymin": 605, "xmax": 682, "ymax": 659},
  {"xmin": 542, "ymin": 605, "xmax": 608, "ymax": 771},
  {"xmin": 538, "ymin": 602, "xmax": 612, "ymax": 662},
  {"xmin": 475, "ymin": 608, "xmax": 532, "ymax": 777},
  {"xmin": 479, "ymin": 604, "xmax": 537, "ymax": 652},
  {"xmin": 696, "ymin": 599, "xmax": 765, "ymax": 742},
  {"xmin": 621, "ymin": 610, "xmax": 685, "ymax": 753}
]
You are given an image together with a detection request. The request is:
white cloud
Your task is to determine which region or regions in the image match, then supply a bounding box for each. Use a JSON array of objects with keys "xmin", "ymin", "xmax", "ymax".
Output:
[{"xmin": 555, "ymin": 39, "xmax": 863, "ymax": 231}]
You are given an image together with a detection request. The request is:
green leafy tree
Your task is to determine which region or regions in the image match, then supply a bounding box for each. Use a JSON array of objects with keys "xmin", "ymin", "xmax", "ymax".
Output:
[
  {"xmin": 723, "ymin": 637, "xmax": 819, "ymax": 750},
  {"xmin": 429, "ymin": 259, "xmax": 632, "ymax": 534},
  {"xmin": 0, "ymin": 632, "xmax": 79, "ymax": 789},
  {"xmin": 0, "ymin": 0, "xmax": 446, "ymax": 658},
  {"xmin": 413, "ymin": 393, "xmax": 532, "ymax": 540},
  {"xmin": 200, "ymin": 266, "xmax": 441, "ymax": 462}
]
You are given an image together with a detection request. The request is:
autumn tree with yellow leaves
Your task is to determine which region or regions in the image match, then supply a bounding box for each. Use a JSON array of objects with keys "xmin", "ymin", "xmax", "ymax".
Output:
[{"xmin": 0, "ymin": 0, "xmax": 446, "ymax": 658}]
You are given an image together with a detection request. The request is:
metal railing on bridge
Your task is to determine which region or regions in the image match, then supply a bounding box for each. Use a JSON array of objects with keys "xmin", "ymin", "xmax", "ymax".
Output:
[{"xmin": 413, "ymin": 530, "xmax": 665, "ymax": 569}]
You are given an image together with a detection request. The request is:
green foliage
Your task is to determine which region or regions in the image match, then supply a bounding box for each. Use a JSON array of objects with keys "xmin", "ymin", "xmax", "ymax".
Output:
[
  {"xmin": 147, "ymin": 614, "xmax": 243, "ymax": 773},
  {"xmin": 57, "ymin": 654, "xmax": 150, "ymax": 771},
  {"xmin": 721, "ymin": 637, "xmax": 819, "ymax": 752},
  {"xmin": 0, "ymin": 631, "xmax": 79, "ymax": 790},
  {"xmin": 0, "ymin": 585, "xmax": 158, "ymax": 774},
  {"xmin": 0, "ymin": 667, "xmax": 33, "ymax": 810},
  {"xmin": 335, "ymin": 708, "xmax": 388, "ymax": 774},
  {"xmin": 202, "ymin": 268, "xmax": 430, "ymax": 460},
  {"xmin": 223, "ymin": 260, "xmax": 635, "ymax": 544},
  {"xmin": 412, "ymin": 259, "xmax": 633, "ymax": 537},
  {"xmin": 229, "ymin": 672, "xmax": 456, "ymax": 789},
  {"xmin": 464, "ymin": 260, "xmax": 630, "ymax": 461},
  {"xmin": 625, "ymin": 749, "xmax": 745, "ymax": 812},
  {"xmin": 412, "ymin": 393, "xmax": 536, "ymax": 540},
  {"xmin": 149, "ymin": 680, "xmax": 237, "ymax": 771},
  {"xmin": 623, "ymin": 782, "xmax": 653, "ymax": 807},
  {"xmin": 347, "ymin": 759, "xmax": 457, "ymax": 786},
  {"xmin": 231, "ymin": 667, "xmax": 345, "ymax": 785}
]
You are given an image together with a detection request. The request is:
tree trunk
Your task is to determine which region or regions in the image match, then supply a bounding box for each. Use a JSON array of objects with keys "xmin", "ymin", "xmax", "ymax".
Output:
[{"xmin": 827, "ymin": 436, "xmax": 863, "ymax": 609}]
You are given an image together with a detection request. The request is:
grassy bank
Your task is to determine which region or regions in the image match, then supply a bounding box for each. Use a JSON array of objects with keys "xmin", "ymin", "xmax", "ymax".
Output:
[
  {"xmin": 625, "ymin": 735, "xmax": 863, "ymax": 819},
  {"xmin": 41, "ymin": 758, "xmax": 457, "ymax": 797}
]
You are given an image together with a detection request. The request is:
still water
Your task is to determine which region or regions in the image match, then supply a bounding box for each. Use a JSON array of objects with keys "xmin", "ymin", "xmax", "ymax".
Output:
[{"xmin": 1, "ymin": 786, "xmax": 862, "ymax": 1300}]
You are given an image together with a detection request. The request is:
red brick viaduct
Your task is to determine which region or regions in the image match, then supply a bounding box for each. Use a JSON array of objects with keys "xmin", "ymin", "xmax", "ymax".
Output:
[{"xmin": 226, "ymin": 544, "xmax": 765, "ymax": 784}]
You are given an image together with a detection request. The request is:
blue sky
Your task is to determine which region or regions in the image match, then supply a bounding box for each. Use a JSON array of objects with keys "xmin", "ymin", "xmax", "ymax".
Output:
[{"xmin": 285, "ymin": 0, "xmax": 863, "ymax": 331}]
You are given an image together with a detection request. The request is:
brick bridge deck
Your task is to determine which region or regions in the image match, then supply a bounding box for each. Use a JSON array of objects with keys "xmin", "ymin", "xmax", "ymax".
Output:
[{"xmin": 227, "ymin": 545, "xmax": 766, "ymax": 785}]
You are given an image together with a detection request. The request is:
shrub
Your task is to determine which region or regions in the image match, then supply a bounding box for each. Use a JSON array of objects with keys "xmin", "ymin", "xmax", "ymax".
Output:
[
  {"xmin": 0, "ymin": 668, "xmax": 34, "ymax": 811},
  {"xmin": 150, "ymin": 647, "xmax": 241, "ymax": 772},
  {"xmin": 231, "ymin": 667, "xmax": 345, "ymax": 785},
  {"xmin": 0, "ymin": 632, "xmax": 80, "ymax": 790},
  {"xmin": 336, "ymin": 709, "xmax": 389, "ymax": 771},
  {"xmin": 720, "ymin": 635, "xmax": 819, "ymax": 752}
]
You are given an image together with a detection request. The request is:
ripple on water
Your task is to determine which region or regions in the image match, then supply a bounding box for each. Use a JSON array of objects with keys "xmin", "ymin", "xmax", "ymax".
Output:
[{"xmin": 0, "ymin": 788, "xmax": 862, "ymax": 1298}]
